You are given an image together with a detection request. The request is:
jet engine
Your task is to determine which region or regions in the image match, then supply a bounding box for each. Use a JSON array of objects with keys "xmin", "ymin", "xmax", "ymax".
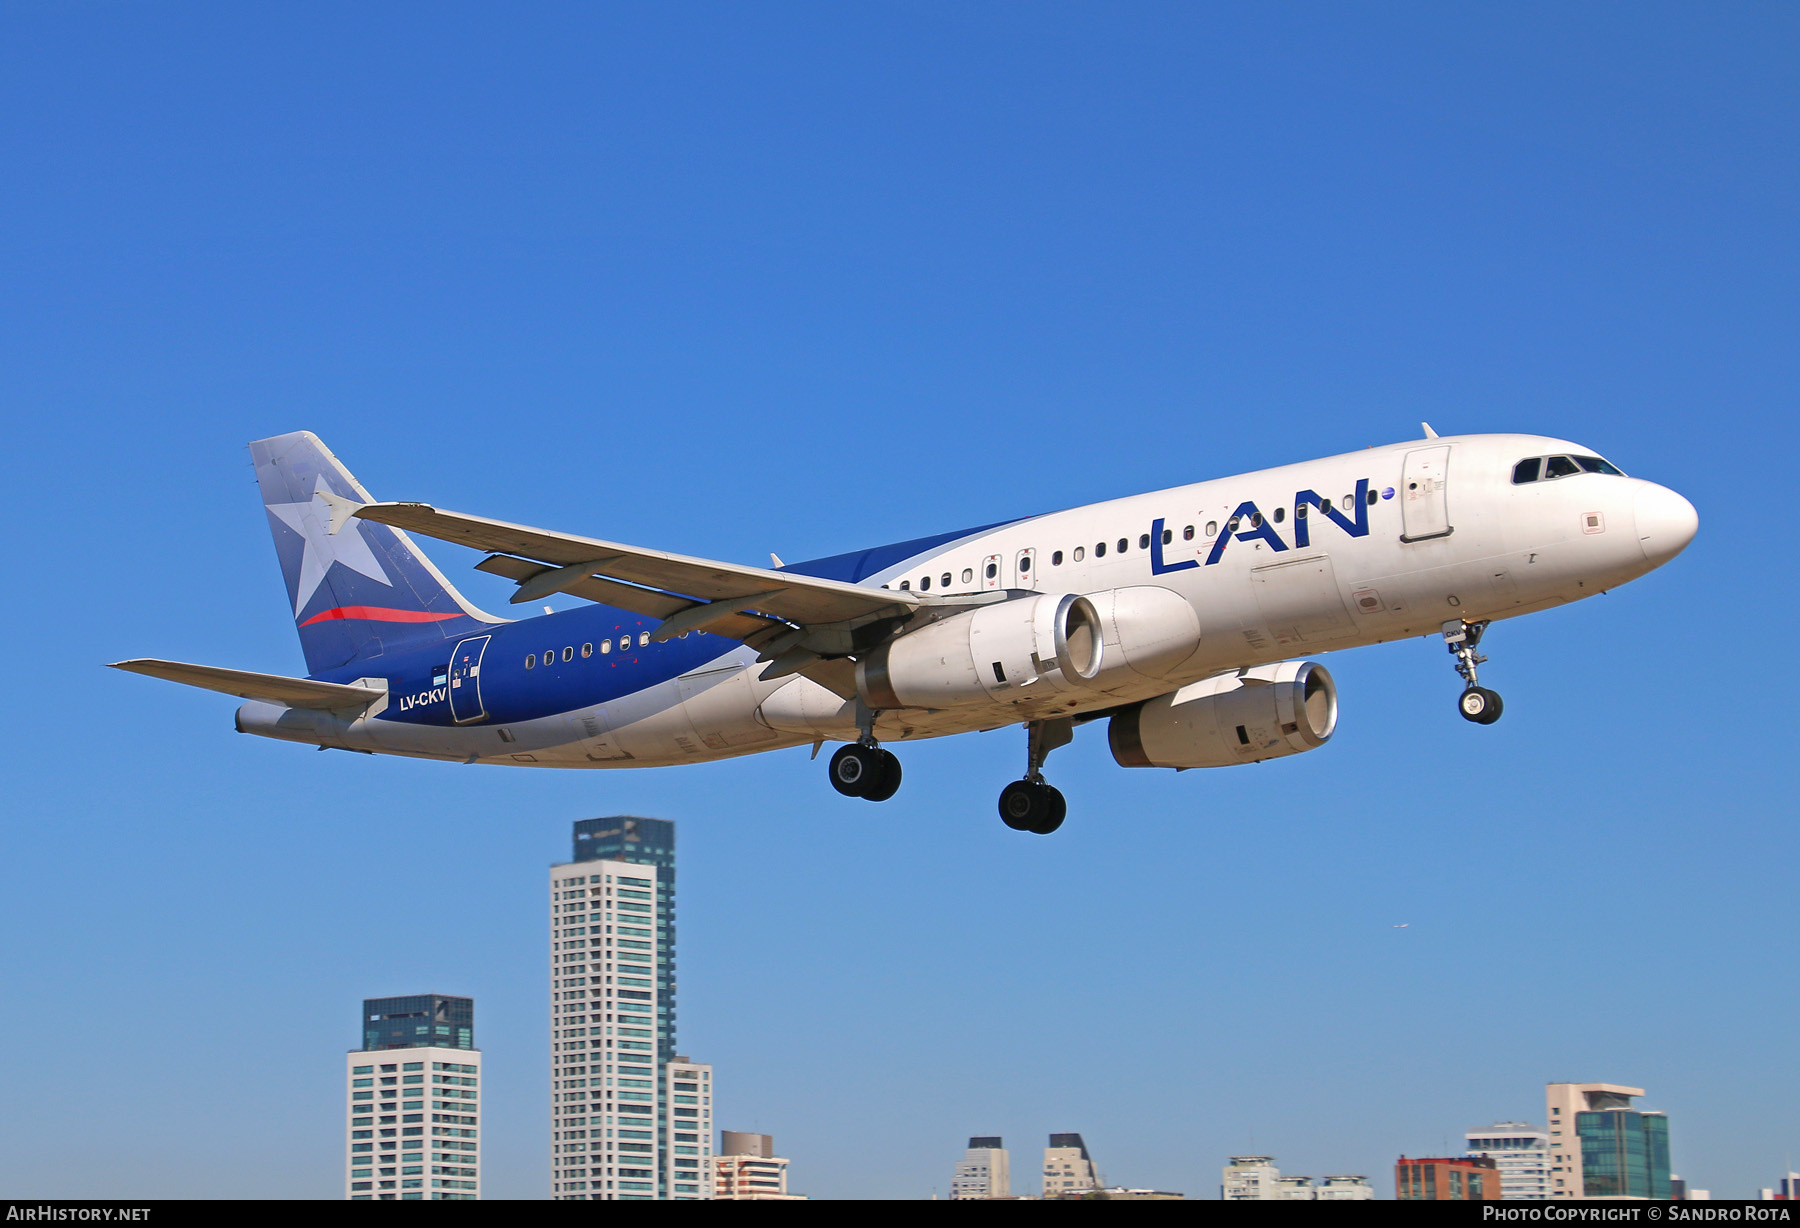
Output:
[
  {"xmin": 1108, "ymin": 660, "xmax": 1337, "ymax": 769},
  {"xmin": 1080, "ymin": 585, "xmax": 1205, "ymax": 691},
  {"xmin": 857, "ymin": 592, "xmax": 1102, "ymax": 709}
]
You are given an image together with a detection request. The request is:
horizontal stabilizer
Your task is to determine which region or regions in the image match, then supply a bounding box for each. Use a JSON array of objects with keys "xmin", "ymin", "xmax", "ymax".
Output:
[{"xmin": 108, "ymin": 659, "xmax": 384, "ymax": 711}]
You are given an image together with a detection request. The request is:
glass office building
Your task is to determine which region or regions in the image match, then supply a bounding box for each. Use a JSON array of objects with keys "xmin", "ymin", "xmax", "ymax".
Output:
[{"xmin": 1576, "ymin": 1109, "xmax": 1671, "ymax": 1199}]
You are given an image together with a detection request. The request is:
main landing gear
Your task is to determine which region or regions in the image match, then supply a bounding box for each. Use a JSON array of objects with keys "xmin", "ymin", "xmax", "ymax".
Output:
[
  {"xmin": 828, "ymin": 740, "xmax": 902, "ymax": 802},
  {"xmin": 1444, "ymin": 618, "xmax": 1503, "ymax": 725},
  {"xmin": 999, "ymin": 719, "xmax": 1073, "ymax": 835}
]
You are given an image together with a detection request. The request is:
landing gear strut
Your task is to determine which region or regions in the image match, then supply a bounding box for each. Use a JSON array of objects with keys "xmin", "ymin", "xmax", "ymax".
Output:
[
  {"xmin": 1443, "ymin": 618, "xmax": 1503, "ymax": 725},
  {"xmin": 828, "ymin": 739, "xmax": 902, "ymax": 801},
  {"xmin": 999, "ymin": 719, "xmax": 1072, "ymax": 834}
]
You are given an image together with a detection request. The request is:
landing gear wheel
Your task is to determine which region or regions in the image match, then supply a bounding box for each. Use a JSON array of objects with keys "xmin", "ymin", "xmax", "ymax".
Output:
[
  {"xmin": 999, "ymin": 780, "xmax": 1037, "ymax": 830},
  {"xmin": 998, "ymin": 780, "xmax": 1066, "ymax": 834},
  {"xmin": 829, "ymin": 744, "xmax": 879, "ymax": 797},
  {"xmin": 1459, "ymin": 686, "xmax": 1503, "ymax": 725},
  {"xmin": 829, "ymin": 744, "xmax": 903, "ymax": 800},
  {"xmin": 862, "ymin": 750, "xmax": 902, "ymax": 802}
]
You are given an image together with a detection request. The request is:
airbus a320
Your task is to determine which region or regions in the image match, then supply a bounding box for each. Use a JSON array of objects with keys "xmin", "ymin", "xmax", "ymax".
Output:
[{"xmin": 114, "ymin": 428, "xmax": 1697, "ymax": 834}]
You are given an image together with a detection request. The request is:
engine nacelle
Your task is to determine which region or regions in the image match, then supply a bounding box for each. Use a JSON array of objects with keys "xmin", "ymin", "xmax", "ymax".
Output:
[
  {"xmin": 857, "ymin": 592, "xmax": 1102, "ymax": 709},
  {"xmin": 1081, "ymin": 586, "xmax": 1204, "ymax": 690},
  {"xmin": 1108, "ymin": 660, "xmax": 1337, "ymax": 769}
]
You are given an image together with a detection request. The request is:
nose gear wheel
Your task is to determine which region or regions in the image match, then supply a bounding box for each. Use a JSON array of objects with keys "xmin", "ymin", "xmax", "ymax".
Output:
[{"xmin": 1443, "ymin": 619, "xmax": 1504, "ymax": 724}]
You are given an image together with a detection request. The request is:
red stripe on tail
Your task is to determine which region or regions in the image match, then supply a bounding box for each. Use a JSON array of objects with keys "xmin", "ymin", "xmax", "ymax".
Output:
[{"xmin": 299, "ymin": 606, "xmax": 465, "ymax": 627}]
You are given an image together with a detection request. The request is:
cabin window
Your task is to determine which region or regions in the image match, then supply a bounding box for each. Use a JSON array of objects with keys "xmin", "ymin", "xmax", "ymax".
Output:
[
  {"xmin": 1095, "ymin": 542, "xmax": 1107, "ymax": 558},
  {"xmin": 919, "ymin": 575, "xmax": 931, "ymax": 591},
  {"xmin": 1206, "ymin": 521, "xmax": 1218, "ymax": 537},
  {"xmin": 985, "ymin": 562, "xmax": 998, "ymax": 579},
  {"xmin": 525, "ymin": 655, "xmax": 535, "ymax": 669},
  {"xmin": 1118, "ymin": 538, "xmax": 1129, "ymax": 553},
  {"xmin": 1020, "ymin": 556, "xmax": 1031, "ymax": 574},
  {"xmin": 1513, "ymin": 458, "xmax": 1542, "ymax": 484},
  {"xmin": 1367, "ymin": 487, "xmax": 1379, "ymax": 506},
  {"xmin": 1073, "ymin": 546, "xmax": 1085, "ymax": 562},
  {"xmin": 1226, "ymin": 516, "xmax": 1240, "ymax": 533},
  {"xmin": 639, "ymin": 633, "xmax": 650, "ymax": 647},
  {"xmin": 962, "ymin": 568, "xmax": 974, "ymax": 583},
  {"xmin": 1546, "ymin": 455, "xmax": 1581, "ymax": 479},
  {"xmin": 543, "ymin": 651, "xmax": 554, "ymax": 666},
  {"xmin": 1342, "ymin": 494, "xmax": 1354, "ymax": 511},
  {"xmin": 563, "ymin": 646, "xmax": 574, "ymax": 662},
  {"xmin": 941, "ymin": 572, "xmax": 952, "ymax": 587},
  {"xmin": 1183, "ymin": 524, "xmax": 1194, "ymax": 540},
  {"xmin": 1272, "ymin": 507, "xmax": 1285, "ymax": 523},
  {"xmin": 618, "ymin": 636, "xmax": 630, "ymax": 652},
  {"xmin": 600, "ymin": 640, "xmax": 612, "ymax": 654},
  {"xmin": 1162, "ymin": 528, "xmax": 1173, "ymax": 545},
  {"xmin": 1051, "ymin": 552, "xmax": 1063, "ymax": 566},
  {"xmin": 899, "ymin": 580, "xmax": 910, "ymax": 590},
  {"xmin": 1249, "ymin": 512, "xmax": 1262, "ymax": 528},
  {"xmin": 1139, "ymin": 533, "xmax": 1151, "ymax": 549},
  {"xmin": 581, "ymin": 643, "xmax": 593, "ymax": 658},
  {"xmin": 1296, "ymin": 503, "xmax": 1308, "ymax": 519}
]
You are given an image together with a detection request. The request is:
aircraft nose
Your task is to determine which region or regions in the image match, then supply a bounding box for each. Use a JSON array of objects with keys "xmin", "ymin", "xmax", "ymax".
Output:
[{"xmin": 1633, "ymin": 483, "xmax": 1698, "ymax": 566}]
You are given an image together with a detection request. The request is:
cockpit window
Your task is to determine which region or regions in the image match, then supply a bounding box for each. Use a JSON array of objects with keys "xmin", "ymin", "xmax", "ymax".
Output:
[{"xmin": 1515, "ymin": 453, "xmax": 1626, "ymax": 484}]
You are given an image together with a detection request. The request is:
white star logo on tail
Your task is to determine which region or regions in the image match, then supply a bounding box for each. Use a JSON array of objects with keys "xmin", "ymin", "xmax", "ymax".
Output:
[{"xmin": 266, "ymin": 476, "xmax": 393, "ymax": 616}]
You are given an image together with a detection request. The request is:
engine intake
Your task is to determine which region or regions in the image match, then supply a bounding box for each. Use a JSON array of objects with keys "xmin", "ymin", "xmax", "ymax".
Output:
[
  {"xmin": 858, "ymin": 593, "xmax": 1101, "ymax": 710},
  {"xmin": 1109, "ymin": 660, "xmax": 1337, "ymax": 769}
]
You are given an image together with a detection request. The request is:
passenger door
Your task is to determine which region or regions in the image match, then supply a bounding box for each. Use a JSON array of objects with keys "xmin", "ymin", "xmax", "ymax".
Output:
[
  {"xmin": 1400, "ymin": 446, "xmax": 1453, "ymax": 542},
  {"xmin": 447, "ymin": 635, "xmax": 491, "ymax": 724}
]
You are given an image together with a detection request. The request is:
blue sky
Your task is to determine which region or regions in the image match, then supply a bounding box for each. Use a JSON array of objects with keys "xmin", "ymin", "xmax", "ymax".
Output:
[{"xmin": 2, "ymin": 2, "xmax": 1796, "ymax": 1200}]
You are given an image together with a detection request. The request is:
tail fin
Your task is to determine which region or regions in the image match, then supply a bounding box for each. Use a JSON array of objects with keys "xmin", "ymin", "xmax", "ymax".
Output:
[{"xmin": 251, "ymin": 431, "xmax": 502, "ymax": 675}]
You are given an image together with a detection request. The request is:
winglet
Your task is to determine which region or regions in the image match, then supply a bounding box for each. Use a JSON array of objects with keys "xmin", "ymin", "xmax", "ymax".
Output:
[{"xmin": 1421, "ymin": 422, "xmax": 1439, "ymax": 439}]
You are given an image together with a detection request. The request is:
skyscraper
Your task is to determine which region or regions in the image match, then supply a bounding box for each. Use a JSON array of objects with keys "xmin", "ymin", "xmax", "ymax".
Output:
[
  {"xmin": 550, "ymin": 817, "xmax": 714, "ymax": 1200},
  {"xmin": 345, "ymin": 994, "xmax": 481, "ymax": 1200},
  {"xmin": 951, "ymin": 1137, "xmax": 1011, "ymax": 1199},
  {"xmin": 1545, "ymin": 1083, "xmax": 1671, "ymax": 1200}
]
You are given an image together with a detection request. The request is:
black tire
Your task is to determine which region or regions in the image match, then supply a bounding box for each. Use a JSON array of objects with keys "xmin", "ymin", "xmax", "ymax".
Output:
[
  {"xmin": 999, "ymin": 780, "xmax": 1042, "ymax": 831},
  {"xmin": 862, "ymin": 750, "xmax": 903, "ymax": 802},
  {"xmin": 1032, "ymin": 786, "xmax": 1067, "ymax": 835},
  {"xmin": 829, "ymin": 744, "xmax": 878, "ymax": 797},
  {"xmin": 1458, "ymin": 687, "xmax": 1504, "ymax": 725}
]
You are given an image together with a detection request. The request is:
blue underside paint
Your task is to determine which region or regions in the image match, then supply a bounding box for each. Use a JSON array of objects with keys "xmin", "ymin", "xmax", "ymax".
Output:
[{"xmin": 311, "ymin": 517, "xmax": 1019, "ymax": 728}]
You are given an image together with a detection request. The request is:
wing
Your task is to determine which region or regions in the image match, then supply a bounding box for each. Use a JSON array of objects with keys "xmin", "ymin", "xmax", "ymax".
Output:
[
  {"xmin": 109, "ymin": 659, "xmax": 385, "ymax": 711},
  {"xmin": 349, "ymin": 501, "xmax": 941, "ymax": 693}
]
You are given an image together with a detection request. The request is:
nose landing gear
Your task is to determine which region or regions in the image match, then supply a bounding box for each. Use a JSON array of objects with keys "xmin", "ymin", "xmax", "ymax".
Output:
[
  {"xmin": 1444, "ymin": 618, "xmax": 1503, "ymax": 725},
  {"xmin": 998, "ymin": 718, "xmax": 1072, "ymax": 834}
]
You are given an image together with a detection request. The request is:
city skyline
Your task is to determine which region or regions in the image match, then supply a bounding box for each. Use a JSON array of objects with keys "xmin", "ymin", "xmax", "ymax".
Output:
[{"xmin": 3, "ymin": 2, "xmax": 1796, "ymax": 1200}]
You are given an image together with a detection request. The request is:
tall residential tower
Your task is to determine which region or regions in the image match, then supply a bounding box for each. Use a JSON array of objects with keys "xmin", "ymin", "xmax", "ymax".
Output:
[
  {"xmin": 345, "ymin": 994, "xmax": 481, "ymax": 1200},
  {"xmin": 550, "ymin": 817, "xmax": 714, "ymax": 1200}
]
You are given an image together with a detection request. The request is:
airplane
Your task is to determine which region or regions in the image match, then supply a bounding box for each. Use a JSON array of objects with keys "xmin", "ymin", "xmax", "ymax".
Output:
[{"xmin": 112, "ymin": 427, "xmax": 1696, "ymax": 834}]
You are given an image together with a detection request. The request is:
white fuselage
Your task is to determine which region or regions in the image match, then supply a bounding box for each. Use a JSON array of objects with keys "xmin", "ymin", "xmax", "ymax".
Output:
[{"xmin": 237, "ymin": 432, "xmax": 1695, "ymax": 767}]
